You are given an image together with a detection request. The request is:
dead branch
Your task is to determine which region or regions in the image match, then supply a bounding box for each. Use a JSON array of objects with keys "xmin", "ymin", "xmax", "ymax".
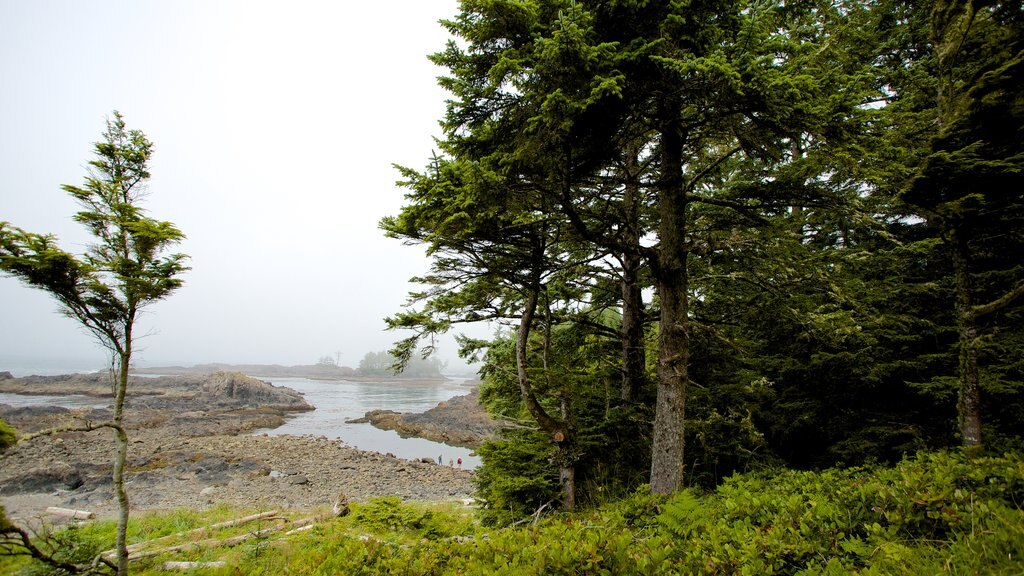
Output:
[
  {"xmin": 126, "ymin": 526, "xmax": 282, "ymax": 562},
  {"xmin": 1, "ymin": 523, "xmax": 86, "ymax": 574},
  {"xmin": 18, "ymin": 420, "xmax": 122, "ymax": 443}
]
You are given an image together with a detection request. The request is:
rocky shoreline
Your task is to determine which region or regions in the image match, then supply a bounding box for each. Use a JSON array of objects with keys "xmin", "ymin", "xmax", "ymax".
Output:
[
  {"xmin": 0, "ymin": 372, "xmax": 476, "ymax": 523},
  {"xmin": 350, "ymin": 388, "xmax": 504, "ymax": 448}
]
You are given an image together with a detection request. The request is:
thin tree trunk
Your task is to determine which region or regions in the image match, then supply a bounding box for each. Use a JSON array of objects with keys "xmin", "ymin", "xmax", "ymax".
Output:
[
  {"xmin": 621, "ymin": 256, "xmax": 645, "ymax": 403},
  {"xmin": 516, "ymin": 282, "xmax": 575, "ymax": 509},
  {"xmin": 113, "ymin": 317, "xmax": 134, "ymax": 576},
  {"xmin": 559, "ymin": 465, "xmax": 576, "ymax": 509},
  {"xmin": 951, "ymin": 229, "xmax": 982, "ymax": 450},
  {"xmin": 559, "ymin": 388, "xmax": 575, "ymax": 510},
  {"xmin": 650, "ymin": 121, "xmax": 689, "ymax": 495},
  {"xmin": 620, "ymin": 147, "xmax": 646, "ymax": 403}
]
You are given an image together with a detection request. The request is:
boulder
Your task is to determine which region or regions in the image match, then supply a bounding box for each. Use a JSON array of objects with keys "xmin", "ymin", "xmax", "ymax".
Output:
[
  {"xmin": 1, "ymin": 462, "xmax": 83, "ymax": 493},
  {"xmin": 200, "ymin": 372, "xmax": 311, "ymax": 409}
]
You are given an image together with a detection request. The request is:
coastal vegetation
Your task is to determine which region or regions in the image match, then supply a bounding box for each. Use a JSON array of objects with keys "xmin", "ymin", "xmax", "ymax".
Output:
[
  {"xmin": 2, "ymin": 450, "xmax": 1022, "ymax": 574},
  {"xmin": 356, "ymin": 350, "xmax": 446, "ymax": 379},
  {"xmin": 1, "ymin": 0, "xmax": 1023, "ymax": 572},
  {"xmin": 0, "ymin": 418, "xmax": 15, "ymax": 451},
  {"xmin": 385, "ymin": 0, "xmax": 1024, "ymax": 515}
]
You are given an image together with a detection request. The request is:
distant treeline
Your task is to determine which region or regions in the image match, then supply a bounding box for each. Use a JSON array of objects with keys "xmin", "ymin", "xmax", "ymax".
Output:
[{"xmin": 354, "ymin": 351, "xmax": 445, "ymax": 378}]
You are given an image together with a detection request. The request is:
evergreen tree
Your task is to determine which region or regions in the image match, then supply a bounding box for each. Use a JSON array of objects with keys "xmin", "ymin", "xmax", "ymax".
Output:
[
  {"xmin": 901, "ymin": 0, "xmax": 1024, "ymax": 449},
  {"xmin": 0, "ymin": 112, "xmax": 188, "ymax": 575}
]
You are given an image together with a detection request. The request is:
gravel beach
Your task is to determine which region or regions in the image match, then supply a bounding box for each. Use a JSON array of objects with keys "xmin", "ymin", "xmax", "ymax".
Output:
[{"xmin": 0, "ymin": 372, "xmax": 476, "ymax": 523}]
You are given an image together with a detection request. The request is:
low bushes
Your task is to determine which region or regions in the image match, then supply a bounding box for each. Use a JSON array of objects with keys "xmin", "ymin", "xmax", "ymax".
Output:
[
  {"xmin": 657, "ymin": 450, "xmax": 1024, "ymax": 575},
  {"xmin": 2, "ymin": 450, "xmax": 1021, "ymax": 575}
]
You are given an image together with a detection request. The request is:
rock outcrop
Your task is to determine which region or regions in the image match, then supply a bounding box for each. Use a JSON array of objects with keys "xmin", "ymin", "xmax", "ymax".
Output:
[
  {"xmin": 351, "ymin": 388, "xmax": 504, "ymax": 448},
  {"xmin": 0, "ymin": 372, "xmax": 313, "ymax": 437},
  {"xmin": 198, "ymin": 371, "xmax": 310, "ymax": 410},
  {"xmin": 0, "ymin": 371, "xmax": 312, "ymax": 411}
]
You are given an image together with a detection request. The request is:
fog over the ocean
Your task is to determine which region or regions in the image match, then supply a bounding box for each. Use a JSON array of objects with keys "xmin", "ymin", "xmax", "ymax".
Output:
[{"xmin": 0, "ymin": 1, "xmax": 489, "ymax": 371}]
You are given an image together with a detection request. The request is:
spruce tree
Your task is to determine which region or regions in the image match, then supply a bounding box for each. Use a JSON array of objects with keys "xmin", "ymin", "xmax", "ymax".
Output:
[{"xmin": 0, "ymin": 112, "xmax": 188, "ymax": 575}]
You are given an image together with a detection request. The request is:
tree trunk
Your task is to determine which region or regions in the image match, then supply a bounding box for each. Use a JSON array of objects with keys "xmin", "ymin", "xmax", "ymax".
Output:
[
  {"xmin": 951, "ymin": 228, "xmax": 983, "ymax": 450},
  {"xmin": 113, "ymin": 317, "xmax": 134, "ymax": 576},
  {"xmin": 620, "ymin": 148, "xmax": 646, "ymax": 403},
  {"xmin": 650, "ymin": 121, "xmax": 689, "ymax": 495},
  {"xmin": 559, "ymin": 465, "xmax": 576, "ymax": 509},
  {"xmin": 516, "ymin": 283, "xmax": 575, "ymax": 509}
]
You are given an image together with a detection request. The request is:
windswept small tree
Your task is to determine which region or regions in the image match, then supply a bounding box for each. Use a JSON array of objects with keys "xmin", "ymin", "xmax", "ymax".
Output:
[{"xmin": 0, "ymin": 111, "xmax": 188, "ymax": 575}]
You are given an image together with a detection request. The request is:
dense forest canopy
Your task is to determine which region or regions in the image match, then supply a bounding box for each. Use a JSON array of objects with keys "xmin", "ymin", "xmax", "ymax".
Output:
[{"xmin": 383, "ymin": 0, "xmax": 1022, "ymax": 520}]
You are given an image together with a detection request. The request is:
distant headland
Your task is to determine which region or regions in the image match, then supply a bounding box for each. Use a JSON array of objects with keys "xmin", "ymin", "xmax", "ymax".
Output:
[{"xmin": 130, "ymin": 362, "xmax": 451, "ymax": 382}]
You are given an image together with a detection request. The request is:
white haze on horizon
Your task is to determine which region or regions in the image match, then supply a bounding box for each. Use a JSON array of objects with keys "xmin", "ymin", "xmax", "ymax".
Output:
[{"xmin": 0, "ymin": 1, "xmax": 490, "ymax": 373}]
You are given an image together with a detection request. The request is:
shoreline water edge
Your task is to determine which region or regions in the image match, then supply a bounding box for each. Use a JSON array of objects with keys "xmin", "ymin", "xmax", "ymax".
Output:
[{"xmin": 0, "ymin": 370, "xmax": 498, "ymax": 521}]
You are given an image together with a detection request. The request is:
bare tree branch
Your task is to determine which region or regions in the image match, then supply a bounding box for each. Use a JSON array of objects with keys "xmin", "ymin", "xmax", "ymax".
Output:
[{"xmin": 18, "ymin": 420, "xmax": 122, "ymax": 443}]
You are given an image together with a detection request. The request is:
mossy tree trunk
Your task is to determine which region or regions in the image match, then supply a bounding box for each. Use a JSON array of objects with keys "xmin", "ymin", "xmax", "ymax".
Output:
[{"xmin": 650, "ymin": 119, "xmax": 690, "ymax": 495}]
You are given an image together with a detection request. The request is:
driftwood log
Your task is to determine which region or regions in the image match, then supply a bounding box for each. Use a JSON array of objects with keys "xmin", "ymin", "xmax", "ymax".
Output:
[
  {"xmin": 100, "ymin": 509, "xmax": 332, "ymax": 564},
  {"xmin": 99, "ymin": 510, "xmax": 280, "ymax": 562},
  {"xmin": 161, "ymin": 561, "xmax": 227, "ymax": 570},
  {"xmin": 45, "ymin": 507, "xmax": 95, "ymax": 520}
]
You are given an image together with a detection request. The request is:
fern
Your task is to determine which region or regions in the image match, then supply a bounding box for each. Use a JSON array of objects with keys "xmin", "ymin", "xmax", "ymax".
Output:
[{"xmin": 658, "ymin": 489, "xmax": 705, "ymax": 540}]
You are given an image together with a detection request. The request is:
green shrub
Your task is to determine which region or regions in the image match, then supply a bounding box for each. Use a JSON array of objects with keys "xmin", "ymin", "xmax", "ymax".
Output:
[
  {"xmin": 14, "ymin": 520, "xmax": 116, "ymax": 576},
  {"xmin": 351, "ymin": 497, "xmax": 473, "ymax": 540},
  {"xmin": 0, "ymin": 418, "xmax": 16, "ymax": 451},
  {"xmin": 474, "ymin": 429, "xmax": 559, "ymax": 526},
  {"xmin": 656, "ymin": 450, "xmax": 1024, "ymax": 575},
  {"xmin": 352, "ymin": 497, "xmax": 432, "ymax": 534}
]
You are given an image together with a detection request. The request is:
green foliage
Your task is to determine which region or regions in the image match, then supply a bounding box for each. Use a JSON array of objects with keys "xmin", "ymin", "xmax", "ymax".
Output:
[
  {"xmin": 351, "ymin": 497, "xmax": 474, "ymax": 540},
  {"xmin": 474, "ymin": 429, "xmax": 559, "ymax": 526},
  {"xmin": 357, "ymin": 349, "xmax": 446, "ymax": 378},
  {"xmin": 658, "ymin": 450, "xmax": 1024, "ymax": 575},
  {"xmin": 3, "ymin": 453, "xmax": 1022, "ymax": 575},
  {"xmin": 29, "ymin": 522, "xmax": 111, "ymax": 573},
  {"xmin": 0, "ymin": 418, "xmax": 16, "ymax": 451},
  {"xmin": 0, "ymin": 112, "xmax": 189, "ymax": 341},
  {"xmin": 474, "ymin": 324, "xmax": 657, "ymax": 516},
  {"xmin": 381, "ymin": 0, "xmax": 1024, "ymax": 501}
]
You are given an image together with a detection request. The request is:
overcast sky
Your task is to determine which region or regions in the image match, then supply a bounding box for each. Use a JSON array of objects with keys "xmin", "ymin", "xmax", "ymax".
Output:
[{"xmin": 0, "ymin": 0, "xmax": 489, "ymax": 371}]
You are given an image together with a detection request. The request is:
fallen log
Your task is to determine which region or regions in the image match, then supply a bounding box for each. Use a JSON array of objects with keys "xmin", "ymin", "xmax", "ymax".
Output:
[
  {"xmin": 45, "ymin": 507, "xmax": 94, "ymax": 520},
  {"xmin": 161, "ymin": 561, "xmax": 227, "ymax": 570},
  {"xmin": 100, "ymin": 510, "xmax": 280, "ymax": 562},
  {"xmin": 133, "ymin": 515, "xmax": 329, "ymax": 562},
  {"xmin": 124, "ymin": 526, "xmax": 282, "ymax": 562}
]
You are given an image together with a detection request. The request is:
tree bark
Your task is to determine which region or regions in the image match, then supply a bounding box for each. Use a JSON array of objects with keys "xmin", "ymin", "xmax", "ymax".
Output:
[
  {"xmin": 112, "ymin": 316, "xmax": 134, "ymax": 576},
  {"xmin": 516, "ymin": 281, "xmax": 575, "ymax": 509},
  {"xmin": 951, "ymin": 228, "xmax": 983, "ymax": 450},
  {"xmin": 559, "ymin": 465, "xmax": 576, "ymax": 510},
  {"xmin": 620, "ymin": 148, "xmax": 646, "ymax": 403},
  {"xmin": 649, "ymin": 121, "xmax": 689, "ymax": 495}
]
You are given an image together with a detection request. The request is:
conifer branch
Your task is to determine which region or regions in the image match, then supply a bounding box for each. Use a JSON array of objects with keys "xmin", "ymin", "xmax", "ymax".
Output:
[{"xmin": 973, "ymin": 280, "xmax": 1024, "ymax": 319}]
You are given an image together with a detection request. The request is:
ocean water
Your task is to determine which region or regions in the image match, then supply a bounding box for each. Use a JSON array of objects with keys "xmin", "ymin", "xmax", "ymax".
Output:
[
  {"xmin": 0, "ymin": 356, "xmax": 110, "ymax": 408},
  {"xmin": 250, "ymin": 376, "xmax": 483, "ymax": 469},
  {"xmin": 0, "ymin": 355, "xmax": 106, "ymax": 377},
  {"xmin": 0, "ymin": 360, "xmax": 484, "ymax": 469}
]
